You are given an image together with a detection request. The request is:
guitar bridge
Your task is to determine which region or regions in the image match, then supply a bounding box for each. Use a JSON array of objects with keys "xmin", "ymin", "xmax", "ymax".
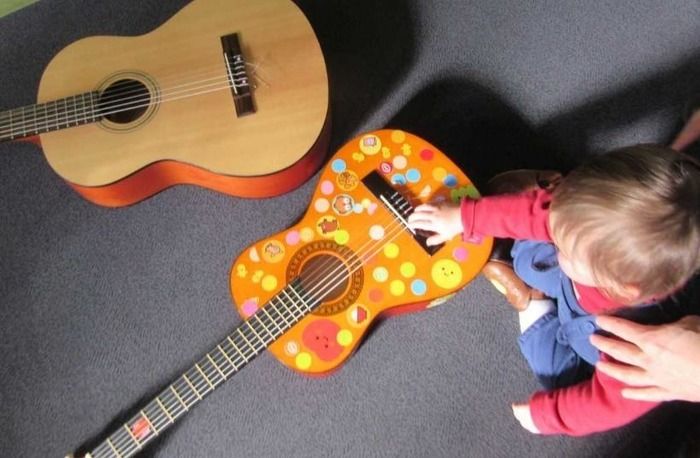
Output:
[
  {"xmin": 362, "ymin": 170, "xmax": 444, "ymax": 255},
  {"xmin": 221, "ymin": 33, "xmax": 255, "ymax": 117}
]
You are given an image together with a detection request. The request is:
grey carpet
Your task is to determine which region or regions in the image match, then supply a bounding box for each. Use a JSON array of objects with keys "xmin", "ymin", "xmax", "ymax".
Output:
[{"xmin": 1, "ymin": 0, "xmax": 699, "ymax": 457}]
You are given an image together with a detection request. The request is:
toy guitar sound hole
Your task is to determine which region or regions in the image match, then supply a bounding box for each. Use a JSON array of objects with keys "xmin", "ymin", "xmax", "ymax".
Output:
[
  {"xmin": 287, "ymin": 240, "xmax": 364, "ymax": 316},
  {"xmin": 98, "ymin": 79, "xmax": 150, "ymax": 124},
  {"xmin": 299, "ymin": 254, "xmax": 348, "ymax": 303}
]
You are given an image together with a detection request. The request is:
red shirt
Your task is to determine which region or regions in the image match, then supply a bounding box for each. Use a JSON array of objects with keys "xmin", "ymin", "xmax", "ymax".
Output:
[{"xmin": 461, "ymin": 189, "xmax": 660, "ymax": 435}]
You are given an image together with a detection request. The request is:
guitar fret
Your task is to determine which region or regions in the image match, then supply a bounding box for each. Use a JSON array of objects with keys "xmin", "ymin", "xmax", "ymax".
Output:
[
  {"xmin": 195, "ymin": 363, "xmax": 215, "ymax": 390},
  {"xmin": 140, "ymin": 409, "xmax": 158, "ymax": 434},
  {"xmin": 155, "ymin": 396, "xmax": 174, "ymax": 423},
  {"xmin": 271, "ymin": 298, "xmax": 293, "ymax": 327},
  {"xmin": 245, "ymin": 320, "xmax": 265, "ymax": 346},
  {"xmin": 217, "ymin": 344, "xmax": 237, "ymax": 371},
  {"xmin": 288, "ymin": 284, "xmax": 312, "ymax": 312},
  {"xmin": 207, "ymin": 353, "xmax": 226, "ymax": 380},
  {"xmin": 170, "ymin": 385, "xmax": 188, "ymax": 411},
  {"xmin": 236, "ymin": 327, "xmax": 257, "ymax": 354},
  {"xmin": 183, "ymin": 374, "xmax": 202, "ymax": 400},
  {"xmin": 19, "ymin": 106, "xmax": 26, "ymax": 137},
  {"xmin": 123, "ymin": 423, "xmax": 142, "ymax": 449},
  {"xmin": 106, "ymin": 437, "xmax": 122, "ymax": 458},
  {"xmin": 261, "ymin": 307, "xmax": 284, "ymax": 335},
  {"xmin": 227, "ymin": 335, "xmax": 248, "ymax": 363},
  {"xmin": 254, "ymin": 314, "xmax": 275, "ymax": 340}
]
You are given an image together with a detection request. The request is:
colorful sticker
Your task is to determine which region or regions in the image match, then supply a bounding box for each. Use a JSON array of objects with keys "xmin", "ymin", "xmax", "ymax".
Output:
[
  {"xmin": 359, "ymin": 134, "xmax": 382, "ymax": 155},
  {"xmin": 336, "ymin": 170, "xmax": 360, "ymax": 191},
  {"xmin": 316, "ymin": 216, "xmax": 340, "ymax": 237},
  {"xmin": 262, "ymin": 240, "xmax": 285, "ymax": 263},
  {"xmin": 431, "ymin": 259, "xmax": 463, "ymax": 289},
  {"xmin": 302, "ymin": 319, "xmax": 344, "ymax": 361},
  {"xmin": 332, "ymin": 194, "xmax": 355, "ymax": 215}
]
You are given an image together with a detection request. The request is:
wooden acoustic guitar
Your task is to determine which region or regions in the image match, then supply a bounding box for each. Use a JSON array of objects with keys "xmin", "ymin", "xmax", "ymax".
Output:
[
  {"xmin": 1, "ymin": 0, "xmax": 329, "ymax": 206},
  {"xmin": 68, "ymin": 130, "xmax": 493, "ymax": 457}
]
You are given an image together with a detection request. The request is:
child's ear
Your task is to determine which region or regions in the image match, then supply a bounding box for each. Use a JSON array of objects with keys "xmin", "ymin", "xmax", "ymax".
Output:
[{"xmin": 618, "ymin": 283, "xmax": 642, "ymax": 301}]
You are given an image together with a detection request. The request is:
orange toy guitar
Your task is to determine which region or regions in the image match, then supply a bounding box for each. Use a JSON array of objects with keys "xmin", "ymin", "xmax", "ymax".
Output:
[
  {"xmin": 68, "ymin": 130, "xmax": 492, "ymax": 458},
  {"xmin": 1, "ymin": 0, "xmax": 329, "ymax": 206}
]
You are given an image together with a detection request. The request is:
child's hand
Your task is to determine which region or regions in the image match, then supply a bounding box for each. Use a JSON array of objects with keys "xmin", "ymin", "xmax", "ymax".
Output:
[
  {"xmin": 407, "ymin": 202, "xmax": 463, "ymax": 246},
  {"xmin": 511, "ymin": 403, "xmax": 540, "ymax": 434}
]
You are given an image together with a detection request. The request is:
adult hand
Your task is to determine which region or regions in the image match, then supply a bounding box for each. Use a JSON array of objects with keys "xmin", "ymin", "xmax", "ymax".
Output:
[{"xmin": 590, "ymin": 315, "xmax": 700, "ymax": 402}]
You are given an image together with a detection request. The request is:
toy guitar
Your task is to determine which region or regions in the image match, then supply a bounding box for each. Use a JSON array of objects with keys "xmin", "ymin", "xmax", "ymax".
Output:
[
  {"xmin": 68, "ymin": 130, "xmax": 492, "ymax": 457},
  {"xmin": 0, "ymin": 0, "xmax": 329, "ymax": 206}
]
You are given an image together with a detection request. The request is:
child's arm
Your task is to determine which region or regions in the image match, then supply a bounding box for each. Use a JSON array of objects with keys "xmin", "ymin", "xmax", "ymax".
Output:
[
  {"xmin": 407, "ymin": 189, "xmax": 554, "ymax": 244},
  {"xmin": 519, "ymin": 356, "xmax": 660, "ymax": 436}
]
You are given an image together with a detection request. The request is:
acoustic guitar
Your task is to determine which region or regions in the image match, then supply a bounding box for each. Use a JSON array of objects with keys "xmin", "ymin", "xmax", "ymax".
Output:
[
  {"xmin": 1, "ymin": 0, "xmax": 329, "ymax": 206},
  {"xmin": 68, "ymin": 130, "xmax": 493, "ymax": 457}
]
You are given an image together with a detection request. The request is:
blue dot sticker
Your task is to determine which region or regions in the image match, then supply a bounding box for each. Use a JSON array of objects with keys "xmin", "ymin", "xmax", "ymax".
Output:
[
  {"xmin": 406, "ymin": 168, "xmax": 421, "ymax": 183},
  {"xmin": 444, "ymin": 174, "xmax": 458, "ymax": 187},
  {"xmin": 391, "ymin": 174, "xmax": 407, "ymax": 185},
  {"xmin": 331, "ymin": 159, "xmax": 347, "ymax": 173},
  {"xmin": 411, "ymin": 279, "xmax": 427, "ymax": 296}
]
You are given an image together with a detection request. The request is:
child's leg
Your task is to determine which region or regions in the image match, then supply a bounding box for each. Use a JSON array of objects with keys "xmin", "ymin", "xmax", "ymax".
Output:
[{"xmin": 519, "ymin": 298, "xmax": 555, "ymax": 332}]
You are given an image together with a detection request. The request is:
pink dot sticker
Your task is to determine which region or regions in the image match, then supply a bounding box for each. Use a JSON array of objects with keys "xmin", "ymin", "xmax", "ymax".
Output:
[
  {"xmin": 242, "ymin": 299, "xmax": 259, "ymax": 317},
  {"xmin": 453, "ymin": 247, "xmax": 468, "ymax": 262},
  {"xmin": 286, "ymin": 231, "xmax": 300, "ymax": 245},
  {"xmin": 321, "ymin": 180, "xmax": 334, "ymax": 195},
  {"xmin": 420, "ymin": 149, "xmax": 434, "ymax": 161}
]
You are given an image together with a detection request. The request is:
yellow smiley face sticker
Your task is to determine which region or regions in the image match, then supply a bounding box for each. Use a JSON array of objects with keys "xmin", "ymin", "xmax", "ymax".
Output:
[{"xmin": 431, "ymin": 259, "xmax": 463, "ymax": 289}]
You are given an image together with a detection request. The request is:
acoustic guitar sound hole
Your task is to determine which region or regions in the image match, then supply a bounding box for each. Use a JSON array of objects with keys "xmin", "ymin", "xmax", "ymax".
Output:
[{"xmin": 98, "ymin": 79, "xmax": 150, "ymax": 124}]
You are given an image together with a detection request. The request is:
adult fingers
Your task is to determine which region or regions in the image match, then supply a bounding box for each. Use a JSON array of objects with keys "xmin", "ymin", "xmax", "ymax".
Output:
[
  {"xmin": 595, "ymin": 315, "xmax": 652, "ymax": 346},
  {"xmin": 621, "ymin": 386, "xmax": 675, "ymax": 402},
  {"xmin": 590, "ymin": 333, "xmax": 645, "ymax": 367},
  {"xmin": 595, "ymin": 360, "xmax": 649, "ymax": 386}
]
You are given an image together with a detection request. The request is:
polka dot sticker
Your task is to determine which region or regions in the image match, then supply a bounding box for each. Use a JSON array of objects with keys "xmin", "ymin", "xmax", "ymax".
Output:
[
  {"xmin": 261, "ymin": 275, "xmax": 278, "ymax": 292},
  {"xmin": 432, "ymin": 167, "xmax": 447, "ymax": 181},
  {"xmin": 242, "ymin": 298, "xmax": 259, "ymax": 317},
  {"xmin": 369, "ymin": 288, "xmax": 384, "ymax": 302},
  {"xmin": 383, "ymin": 243, "xmax": 400, "ymax": 259},
  {"xmin": 295, "ymin": 352, "xmax": 312, "ymax": 370},
  {"xmin": 320, "ymin": 180, "xmax": 334, "ymax": 195},
  {"xmin": 420, "ymin": 149, "xmax": 434, "ymax": 161},
  {"xmin": 249, "ymin": 247, "xmax": 260, "ymax": 262},
  {"xmin": 411, "ymin": 279, "xmax": 427, "ymax": 296},
  {"xmin": 334, "ymin": 229, "xmax": 350, "ymax": 245},
  {"xmin": 353, "ymin": 203, "xmax": 363, "ymax": 213},
  {"xmin": 405, "ymin": 168, "xmax": 421, "ymax": 183},
  {"xmin": 391, "ymin": 130, "xmax": 406, "ymax": 143},
  {"xmin": 369, "ymin": 225, "xmax": 385, "ymax": 240},
  {"xmin": 331, "ymin": 159, "xmax": 347, "ymax": 173},
  {"xmin": 300, "ymin": 227, "xmax": 314, "ymax": 242},
  {"xmin": 453, "ymin": 246, "xmax": 468, "ymax": 262},
  {"xmin": 391, "ymin": 174, "xmax": 407, "ymax": 185},
  {"xmin": 337, "ymin": 329, "xmax": 353, "ymax": 346},
  {"xmin": 380, "ymin": 162, "xmax": 393, "ymax": 174},
  {"xmin": 373, "ymin": 267, "xmax": 389, "ymax": 283},
  {"xmin": 314, "ymin": 198, "xmax": 330, "ymax": 213},
  {"xmin": 390, "ymin": 280, "xmax": 406, "ymax": 296},
  {"xmin": 286, "ymin": 231, "xmax": 300, "ymax": 246},
  {"xmin": 284, "ymin": 341, "xmax": 299, "ymax": 356},
  {"xmin": 392, "ymin": 155, "xmax": 407, "ymax": 170},
  {"xmin": 444, "ymin": 174, "xmax": 458, "ymax": 188},
  {"xmin": 400, "ymin": 262, "xmax": 416, "ymax": 278}
]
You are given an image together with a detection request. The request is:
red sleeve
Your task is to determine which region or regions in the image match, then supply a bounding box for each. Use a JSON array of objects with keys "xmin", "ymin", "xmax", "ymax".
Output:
[
  {"xmin": 460, "ymin": 189, "xmax": 553, "ymax": 242},
  {"xmin": 528, "ymin": 356, "xmax": 661, "ymax": 436}
]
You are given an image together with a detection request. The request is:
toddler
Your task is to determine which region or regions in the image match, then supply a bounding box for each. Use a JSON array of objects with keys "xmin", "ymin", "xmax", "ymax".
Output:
[{"xmin": 407, "ymin": 145, "xmax": 700, "ymax": 436}]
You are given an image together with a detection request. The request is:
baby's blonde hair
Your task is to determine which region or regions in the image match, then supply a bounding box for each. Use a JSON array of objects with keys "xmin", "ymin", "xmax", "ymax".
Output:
[{"xmin": 549, "ymin": 145, "xmax": 700, "ymax": 304}]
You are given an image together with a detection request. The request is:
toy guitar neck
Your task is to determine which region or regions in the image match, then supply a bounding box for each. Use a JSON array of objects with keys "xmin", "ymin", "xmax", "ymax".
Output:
[
  {"xmin": 69, "ymin": 130, "xmax": 493, "ymax": 457},
  {"xmin": 75, "ymin": 279, "xmax": 318, "ymax": 458}
]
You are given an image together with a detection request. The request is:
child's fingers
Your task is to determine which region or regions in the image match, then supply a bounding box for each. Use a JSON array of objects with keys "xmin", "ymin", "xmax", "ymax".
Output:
[
  {"xmin": 426, "ymin": 234, "xmax": 448, "ymax": 246},
  {"xmin": 411, "ymin": 204, "xmax": 438, "ymax": 213}
]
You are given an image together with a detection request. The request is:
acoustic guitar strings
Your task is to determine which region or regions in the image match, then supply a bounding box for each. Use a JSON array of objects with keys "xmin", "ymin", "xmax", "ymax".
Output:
[{"xmin": 0, "ymin": 54, "xmax": 251, "ymax": 138}]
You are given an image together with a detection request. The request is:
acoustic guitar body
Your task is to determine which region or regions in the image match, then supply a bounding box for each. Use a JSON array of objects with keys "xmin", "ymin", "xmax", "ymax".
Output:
[
  {"xmin": 230, "ymin": 130, "xmax": 493, "ymax": 376},
  {"xmin": 27, "ymin": 0, "xmax": 329, "ymax": 206}
]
